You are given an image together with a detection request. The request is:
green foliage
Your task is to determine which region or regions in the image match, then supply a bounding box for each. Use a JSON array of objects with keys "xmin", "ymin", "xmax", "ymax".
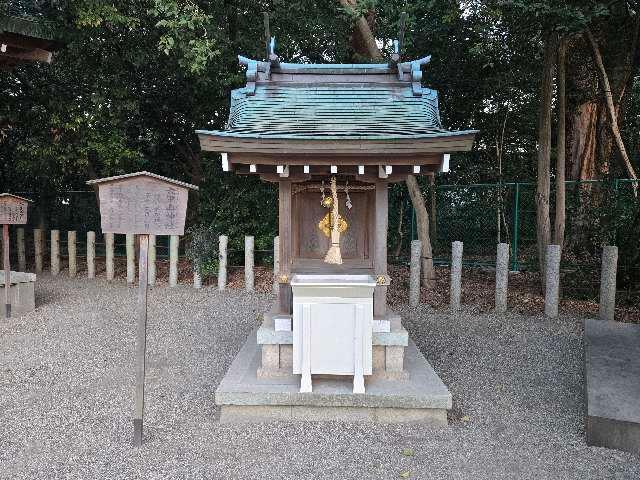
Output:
[
  {"xmin": 150, "ymin": 0, "xmax": 219, "ymax": 74},
  {"xmin": 185, "ymin": 223, "xmax": 219, "ymax": 278}
]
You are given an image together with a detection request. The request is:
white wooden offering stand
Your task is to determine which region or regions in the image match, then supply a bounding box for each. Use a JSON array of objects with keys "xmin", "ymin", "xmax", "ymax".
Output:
[{"xmin": 292, "ymin": 274, "xmax": 376, "ymax": 394}]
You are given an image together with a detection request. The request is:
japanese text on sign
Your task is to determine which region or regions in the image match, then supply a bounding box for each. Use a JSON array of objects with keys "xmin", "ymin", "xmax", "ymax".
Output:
[
  {"xmin": 98, "ymin": 179, "xmax": 188, "ymax": 235},
  {"xmin": 0, "ymin": 201, "xmax": 28, "ymax": 225}
]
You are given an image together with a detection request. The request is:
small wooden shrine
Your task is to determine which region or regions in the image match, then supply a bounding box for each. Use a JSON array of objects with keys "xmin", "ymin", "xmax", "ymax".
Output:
[{"xmin": 198, "ymin": 38, "xmax": 477, "ymax": 422}]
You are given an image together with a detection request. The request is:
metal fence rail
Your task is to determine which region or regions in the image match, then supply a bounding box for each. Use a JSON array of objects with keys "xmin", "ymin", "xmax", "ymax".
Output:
[{"xmin": 7, "ymin": 179, "xmax": 639, "ymax": 302}]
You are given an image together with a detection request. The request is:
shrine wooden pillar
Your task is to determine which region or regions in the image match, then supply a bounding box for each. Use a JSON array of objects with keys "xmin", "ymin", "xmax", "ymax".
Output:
[
  {"xmin": 373, "ymin": 180, "xmax": 388, "ymax": 317},
  {"xmin": 278, "ymin": 180, "xmax": 292, "ymax": 314}
]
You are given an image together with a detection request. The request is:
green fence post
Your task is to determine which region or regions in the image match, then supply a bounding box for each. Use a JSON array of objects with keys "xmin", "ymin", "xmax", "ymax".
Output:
[{"xmin": 511, "ymin": 182, "xmax": 520, "ymax": 271}]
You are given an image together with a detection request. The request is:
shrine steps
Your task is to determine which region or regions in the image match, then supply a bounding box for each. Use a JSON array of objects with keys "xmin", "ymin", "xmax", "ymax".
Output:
[{"xmin": 215, "ymin": 328, "xmax": 451, "ymax": 424}]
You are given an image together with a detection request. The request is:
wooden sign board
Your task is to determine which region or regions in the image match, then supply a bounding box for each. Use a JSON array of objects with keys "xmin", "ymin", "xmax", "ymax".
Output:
[
  {"xmin": 88, "ymin": 172, "xmax": 198, "ymax": 236},
  {"xmin": 0, "ymin": 194, "xmax": 31, "ymax": 225},
  {"xmin": 86, "ymin": 172, "xmax": 197, "ymax": 447}
]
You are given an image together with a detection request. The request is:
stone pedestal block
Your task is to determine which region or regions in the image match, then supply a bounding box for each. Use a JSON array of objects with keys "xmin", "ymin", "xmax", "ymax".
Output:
[{"xmin": 0, "ymin": 271, "xmax": 36, "ymax": 316}]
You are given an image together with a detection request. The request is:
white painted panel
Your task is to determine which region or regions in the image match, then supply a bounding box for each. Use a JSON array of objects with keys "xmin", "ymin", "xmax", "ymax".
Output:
[
  {"xmin": 274, "ymin": 316, "xmax": 292, "ymax": 331},
  {"xmin": 310, "ymin": 303, "xmax": 356, "ymax": 375}
]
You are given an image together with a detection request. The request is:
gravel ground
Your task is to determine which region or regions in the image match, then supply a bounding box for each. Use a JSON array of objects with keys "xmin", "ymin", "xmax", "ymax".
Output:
[{"xmin": 0, "ymin": 275, "xmax": 638, "ymax": 479}]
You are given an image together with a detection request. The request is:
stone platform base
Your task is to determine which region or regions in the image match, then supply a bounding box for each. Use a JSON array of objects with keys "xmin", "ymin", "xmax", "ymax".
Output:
[
  {"xmin": 216, "ymin": 329, "xmax": 451, "ymax": 424},
  {"xmin": 0, "ymin": 271, "xmax": 36, "ymax": 316},
  {"xmin": 585, "ymin": 319, "xmax": 640, "ymax": 454}
]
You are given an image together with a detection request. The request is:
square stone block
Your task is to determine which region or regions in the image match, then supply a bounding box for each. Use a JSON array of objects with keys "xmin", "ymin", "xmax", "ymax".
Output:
[
  {"xmin": 372, "ymin": 345, "xmax": 385, "ymax": 370},
  {"xmin": 280, "ymin": 344, "xmax": 293, "ymax": 368},
  {"xmin": 0, "ymin": 271, "xmax": 36, "ymax": 316},
  {"xmin": 261, "ymin": 344, "xmax": 279, "ymax": 370},
  {"xmin": 385, "ymin": 346, "xmax": 404, "ymax": 372}
]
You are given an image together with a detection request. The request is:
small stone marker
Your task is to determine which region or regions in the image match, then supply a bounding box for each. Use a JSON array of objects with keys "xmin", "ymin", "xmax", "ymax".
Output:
[
  {"xmin": 87, "ymin": 231, "xmax": 95, "ymax": 279},
  {"xmin": 599, "ymin": 245, "xmax": 618, "ymax": 322},
  {"xmin": 87, "ymin": 172, "xmax": 198, "ymax": 447},
  {"xmin": 450, "ymin": 241, "xmax": 463, "ymax": 312},
  {"xmin": 34, "ymin": 228, "xmax": 43, "ymax": 273},
  {"xmin": 17, "ymin": 228, "xmax": 26, "ymax": 272},
  {"xmin": 50, "ymin": 230, "xmax": 60, "ymax": 276},
  {"xmin": 148, "ymin": 235, "xmax": 156, "ymax": 286},
  {"xmin": 544, "ymin": 244, "xmax": 561, "ymax": 318},
  {"xmin": 245, "ymin": 235, "xmax": 254, "ymax": 292},
  {"xmin": 409, "ymin": 240, "xmax": 422, "ymax": 307},
  {"xmin": 495, "ymin": 243, "xmax": 509, "ymax": 313},
  {"xmin": 218, "ymin": 235, "xmax": 228, "ymax": 291},
  {"xmin": 0, "ymin": 193, "xmax": 32, "ymax": 318},
  {"xmin": 169, "ymin": 235, "xmax": 179, "ymax": 287},
  {"xmin": 193, "ymin": 267, "xmax": 202, "ymax": 289},
  {"xmin": 126, "ymin": 233, "xmax": 135, "ymax": 284},
  {"xmin": 105, "ymin": 233, "xmax": 114, "ymax": 280},
  {"xmin": 68, "ymin": 231, "xmax": 77, "ymax": 277}
]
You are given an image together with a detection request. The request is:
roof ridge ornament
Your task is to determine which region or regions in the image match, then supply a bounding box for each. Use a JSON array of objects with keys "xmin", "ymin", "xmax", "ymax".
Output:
[
  {"xmin": 238, "ymin": 55, "xmax": 270, "ymax": 95},
  {"xmin": 398, "ymin": 56, "xmax": 431, "ymax": 96}
]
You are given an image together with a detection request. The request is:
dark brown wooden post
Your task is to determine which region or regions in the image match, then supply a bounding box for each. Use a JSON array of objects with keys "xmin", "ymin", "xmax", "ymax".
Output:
[
  {"xmin": 3, "ymin": 224, "xmax": 10, "ymax": 318},
  {"xmin": 133, "ymin": 234, "xmax": 149, "ymax": 447},
  {"xmin": 374, "ymin": 181, "xmax": 389, "ymax": 317},
  {"xmin": 278, "ymin": 180, "xmax": 292, "ymax": 314}
]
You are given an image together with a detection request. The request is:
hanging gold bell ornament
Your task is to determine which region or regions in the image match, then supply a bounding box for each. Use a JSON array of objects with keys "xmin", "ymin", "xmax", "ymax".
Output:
[
  {"xmin": 318, "ymin": 211, "xmax": 347, "ymax": 238},
  {"xmin": 323, "ymin": 176, "xmax": 343, "ymax": 265}
]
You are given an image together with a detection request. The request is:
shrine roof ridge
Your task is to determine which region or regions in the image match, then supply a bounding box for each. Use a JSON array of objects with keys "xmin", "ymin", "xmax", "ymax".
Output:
[
  {"xmin": 86, "ymin": 171, "xmax": 199, "ymax": 190},
  {"xmin": 0, "ymin": 193, "xmax": 33, "ymax": 202}
]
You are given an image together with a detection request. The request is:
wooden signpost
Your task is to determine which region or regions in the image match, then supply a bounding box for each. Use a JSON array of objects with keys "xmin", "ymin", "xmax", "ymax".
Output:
[
  {"xmin": 87, "ymin": 172, "xmax": 198, "ymax": 447},
  {"xmin": 0, "ymin": 194, "xmax": 32, "ymax": 318}
]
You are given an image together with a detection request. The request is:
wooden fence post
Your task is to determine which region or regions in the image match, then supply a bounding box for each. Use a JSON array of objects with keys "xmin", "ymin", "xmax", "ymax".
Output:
[
  {"xmin": 17, "ymin": 227, "xmax": 26, "ymax": 272},
  {"xmin": 148, "ymin": 234, "xmax": 156, "ymax": 286},
  {"xmin": 34, "ymin": 229, "xmax": 43, "ymax": 273},
  {"xmin": 169, "ymin": 235, "xmax": 179, "ymax": 287},
  {"xmin": 245, "ymin": 235, "xmax": 254, "ymax": 292},
  {"xmin": 193, "ymin": 266, "xmax": 202, "ymax": 289},
  {"xmin": 495, "ymin": 243, "xmax": 509, "ymax": 313},
  {"xmin": 126, "ymin": 233, "xmax": 135, "ymax": 284},
  {"xmin": 544, "ymin": 244, "xmax": 561, "ymax": 318},
  {"xmin": 87, "ymin": 231, "xmax": 95, "ymax": 279},
  {"xmin": 409, "ymin": 240, "xmax": 422, "ymax": 307},
  {"xmin": 450, "ymin": 241, "xmax": 463, "ymax": 311},
  {"xmin": 105, "ymin": 232, "xmax": 115, "ymax": 280},
  {"xmin": 51, "ymin": 230, "xmax": 60, "ymax": 276},
  {"xmin": 218, "ymin": 235, "xmax": 228, "ymax": 291},
  {"xmin": 68, "ymin": 231, "xmax": 77, "ymax": 277},
  {"xmin": 599, "ymin": 246, "xmax": 618, "ymax": 321}
]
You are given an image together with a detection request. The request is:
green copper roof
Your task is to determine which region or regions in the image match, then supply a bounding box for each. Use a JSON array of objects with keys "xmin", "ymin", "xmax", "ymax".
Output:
[
  {"xmin": 197, "ymin": 55, "xmax": 477, "ymax": 148},
  {"xmin": 212, "ymin": 83, "xmax": 456, "ymax": 140}
]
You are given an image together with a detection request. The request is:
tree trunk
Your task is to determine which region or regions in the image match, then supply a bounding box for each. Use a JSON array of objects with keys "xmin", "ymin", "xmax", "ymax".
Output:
[
  {"xmin": 334, "ymin": 0, "xmax": 436, "ymax": 286},
  {"xmin": 406, "ymin": 175, "xmax": 435, "ymax": 287},
  {"xmin": 585, "ymin": 28, "xmax": 638, "ymax": 193},
  {"xmin": 393, "ymin": 193, "xmax": 405, "ymax": 258},
  {"xmin": 554, "ymin": 37, "xmax": 567, "ymax": 247},
  {"xmin": 338, "ymin": 0, "xmax": 383, "ymax": 61},
  {"xmin": 428, "ymin": 173, "xmax": 437, "ymax": 240},
  {"xmin": 536, "ymin": 32, "xmax": 556, "ymax": 280}
]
